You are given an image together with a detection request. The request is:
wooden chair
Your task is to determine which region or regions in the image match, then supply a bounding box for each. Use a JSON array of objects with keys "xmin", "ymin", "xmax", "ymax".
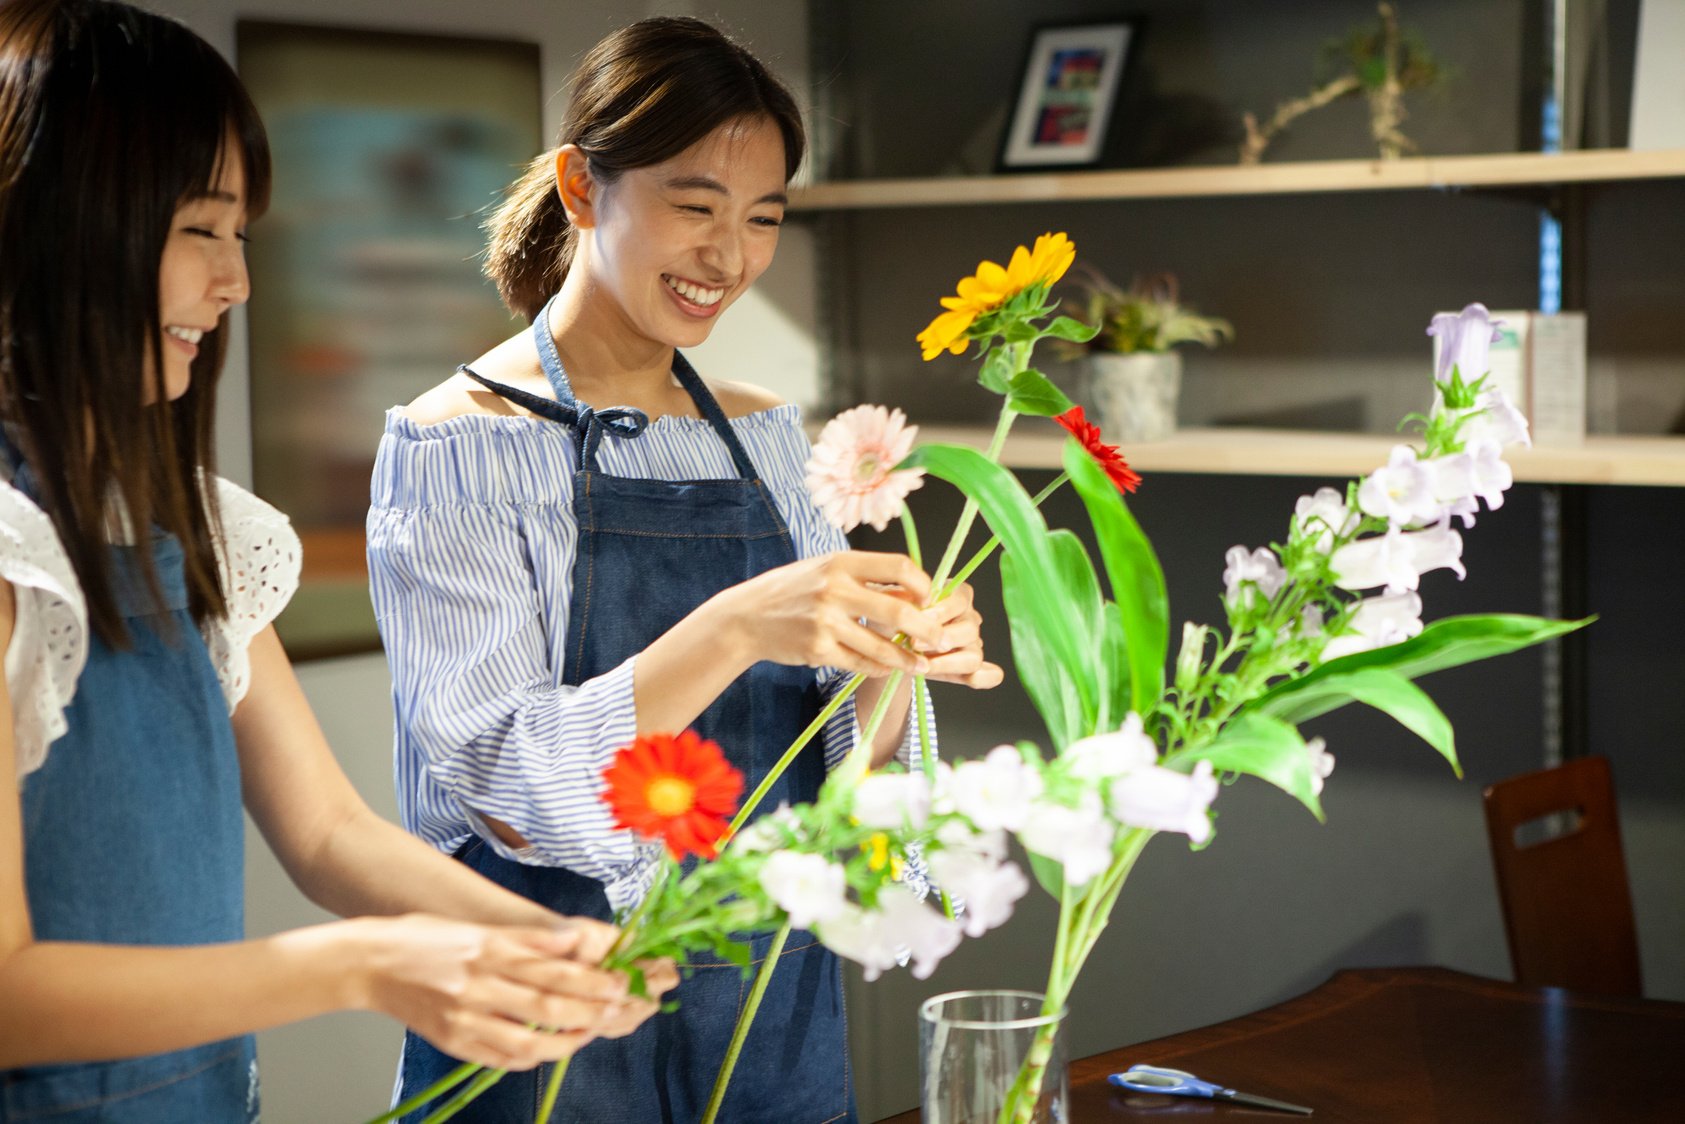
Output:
[{"xmin": 1481, "ymin": 755, "xmax": 1643, "ymax": 996}]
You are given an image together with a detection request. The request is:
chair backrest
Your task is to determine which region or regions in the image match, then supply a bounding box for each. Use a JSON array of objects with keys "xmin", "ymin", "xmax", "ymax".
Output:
[{"xmin": 1481, "ymin": 755, "xmax": 1642, "ymax": 996}]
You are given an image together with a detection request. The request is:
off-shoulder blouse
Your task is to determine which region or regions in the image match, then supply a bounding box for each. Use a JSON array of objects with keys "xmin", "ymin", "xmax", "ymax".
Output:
[
  {"xmin": 367, "ymin": 403, "xmax": 935, "ymax": 911},
  {"xmin": 1, "ymin": 476, "xmax": 300, "ymax": 777}
]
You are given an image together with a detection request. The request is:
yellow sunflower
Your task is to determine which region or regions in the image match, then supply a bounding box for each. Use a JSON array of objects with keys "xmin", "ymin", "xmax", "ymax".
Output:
[{"xmin": 916, "ymin": 232, "xmax": 1078, "ymax": 361}]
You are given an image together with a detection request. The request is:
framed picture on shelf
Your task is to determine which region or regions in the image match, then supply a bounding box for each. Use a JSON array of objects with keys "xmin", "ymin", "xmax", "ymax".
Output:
[
  {"xmin": 999, "ymin": 21, "xmax": 1135, "ymax": 170},
  {"xmin": 236, "ymin": 21, "xmax": 542, "ymax": 660}
]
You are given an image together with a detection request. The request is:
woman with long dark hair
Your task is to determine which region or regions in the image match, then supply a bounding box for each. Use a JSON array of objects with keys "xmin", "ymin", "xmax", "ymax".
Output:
[
  {"xmin": 371, "ymin": 15, "xmax": 1002, "ymax": 1122},
  {"xmin": 0, "ymin": 3, "xmax": 668, "ymax": 1119}
]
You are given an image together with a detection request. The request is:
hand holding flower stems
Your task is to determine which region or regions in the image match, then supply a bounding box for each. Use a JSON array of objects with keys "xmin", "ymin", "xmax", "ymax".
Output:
[
  {"xmin": 780, "ymin": 236, "xmax": 1101, "ymax": 784},
  {"xmin": 379, "ymin": 730, "xmax": 1027, "ymax": 1124}
]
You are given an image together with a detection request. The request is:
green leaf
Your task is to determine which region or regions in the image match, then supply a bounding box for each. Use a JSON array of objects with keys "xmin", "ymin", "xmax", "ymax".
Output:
[
  {"xmin": 1044, "ymin": 315, "xmax": 1101, "ymax": 344},
  {"xmin": 1005, "ymin": 368, "xmax": 1074, "ymax": 417},
  {"xmin": 1252, "ymin": 614, "xmax": 1591, "ymax": 725},
  {"xmin": 1252, "ymin": 665, "xmax": 1459, "ymax": 775},
  {"xmin": 1170, "ymin": 713, "xmax": 1323, "ymax": 821},
  {"xmin": 1027, "ymin": 848, "xmax": 1065, "ymax": 900},
  {"xmin": 1063, "ymin": 439, "xmax": 1169, "ymax": 714},
  {"xmin": 1048, "ymin": 530, "xmax": 1104, "ymax": 728},
  {"xmin": 903, "ymin": 444, "xmax": 1091, "ymax": 692},
  {"xmin": 1001, "ymin": 552, "xmax": 1083, "ymax": 749},
  {"xmin": 1098, "ymin": 601, "xmax": 1132, "ymax": 733},
  {"xmin": 1003, "ymin": 319, "xmax": 1039, "ymax": 344},
  {"xmin": 977, "ymin": 347, "xmax": 1013, "ymax": 395}
]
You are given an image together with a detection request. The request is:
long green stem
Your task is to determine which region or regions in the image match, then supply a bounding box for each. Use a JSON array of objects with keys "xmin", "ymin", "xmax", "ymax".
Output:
[
  {"xmin": 910, "ymin": 672, "xmax": 956, "ymax": 920},
  {"xmin": 846, "ymin": 667, "xmax": 907, "ymax": 773},
  {"xmin": 418, "ymin": 1066, "xmax": 507, "ymax": 1124},
  {"xmin": 534, "ymin": 1057, "xmax": 571, "ymax": 1123},
  {"xmin": 730, "ymin": 673, "xmax": 864, "ymax": 831},
  {"xmin": 364, "ymin": 1062, "xmax": 481, "ymax": 1124},
  {"xmin": 998, "ymin": 879, "xmax": 1079, "ymax": 1122},
  {"xmin": 929, "ymin": 402, "xmax": 1018, "ymax": 597},
  {"xmin": 900, "ymin": 506, "xmax": 922, "ymax": 568},
  {"xmin": 699, "ymin": 919, "xmax": 793, "ymax": 1124},
  {"xmin": 997, "ymin": 832, "xmax": 1154, "ymax": 1124},
  {"xmin": 604, "ymin": 865, "xmax": 668, "ymax": 961},
  {"xmin": 940, "ymin": 473, "xmax": 1067, "ymax": 601},
  {"xmin": 1071, "ymin": 833, "xmax": 1148, "ymax": 955}
]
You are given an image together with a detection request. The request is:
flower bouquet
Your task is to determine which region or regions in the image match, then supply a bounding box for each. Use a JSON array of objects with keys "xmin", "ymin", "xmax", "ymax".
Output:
[
  {"xmin": 871, "ymin": 246, "xmax": 1586, "ymax": 1121},
  {"xmin": 376, "ymin": 730, "xmax": 1026, "ymax": 1124}
]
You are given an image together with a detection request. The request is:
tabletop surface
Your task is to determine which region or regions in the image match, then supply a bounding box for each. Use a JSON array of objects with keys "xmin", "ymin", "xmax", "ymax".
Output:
[{"xmin": 876, "ymin": 966, "xmax": 1685, "ymax": 1122}]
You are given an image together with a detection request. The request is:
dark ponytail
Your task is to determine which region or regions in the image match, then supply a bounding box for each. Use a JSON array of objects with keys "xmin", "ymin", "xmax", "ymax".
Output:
[{"xmin": 484, "ymin": 16, "xmax": 805, "ymax": 322}]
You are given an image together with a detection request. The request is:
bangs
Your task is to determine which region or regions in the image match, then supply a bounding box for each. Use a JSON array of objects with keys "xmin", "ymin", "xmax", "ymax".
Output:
[{"xmin": 155, "ymin": 25, "xmax": 272, "ymax": 221}]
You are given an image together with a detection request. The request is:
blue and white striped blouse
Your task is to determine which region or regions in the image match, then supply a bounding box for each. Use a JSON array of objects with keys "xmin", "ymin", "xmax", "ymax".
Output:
[{"xmin": 367, "ymin": 402, "xmax": 936, "ymax": 911}]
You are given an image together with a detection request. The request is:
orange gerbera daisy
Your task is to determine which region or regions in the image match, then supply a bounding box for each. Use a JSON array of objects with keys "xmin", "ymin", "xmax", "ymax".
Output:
[
  {"xmin": 916, "ymin": 232, "xmax": 1079, "ymax": 360},
  {"xmin": 1056, "ymin": 406, "xmax": 1142, "ymax": 494},
  {"xmin": 602, "ymin": 731, "xmax": 743, "ymax": 860}
]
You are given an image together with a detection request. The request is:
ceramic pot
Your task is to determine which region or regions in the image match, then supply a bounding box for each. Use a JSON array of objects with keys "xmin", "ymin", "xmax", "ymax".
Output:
[{"xmin": 1088, "ymin": 350, "xmax": 1181, "ymax": 441}]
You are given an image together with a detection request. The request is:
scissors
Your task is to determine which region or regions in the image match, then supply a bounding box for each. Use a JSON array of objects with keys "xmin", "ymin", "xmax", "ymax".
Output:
[{"xmin": 1109, "ymin": 1064, "xmax": 1313, "ymax": 1115}]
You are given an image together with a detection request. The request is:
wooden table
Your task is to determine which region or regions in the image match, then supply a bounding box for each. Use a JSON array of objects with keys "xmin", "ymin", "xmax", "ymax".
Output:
[{"xmin": 877, "ymin": 967, "xmax": 1685, "ymax": 1122}]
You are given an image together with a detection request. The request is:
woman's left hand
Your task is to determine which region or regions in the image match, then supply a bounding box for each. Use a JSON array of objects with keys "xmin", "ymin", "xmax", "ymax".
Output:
[{"xmin": 906, "ymin": 581, "xmax": 1003, "ymax": 690}]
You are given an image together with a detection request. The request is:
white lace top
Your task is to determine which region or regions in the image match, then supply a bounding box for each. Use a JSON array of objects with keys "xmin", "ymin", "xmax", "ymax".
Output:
[{"xmin": 1, "ymin": 476, "xmax": 301, "ymax": 778}]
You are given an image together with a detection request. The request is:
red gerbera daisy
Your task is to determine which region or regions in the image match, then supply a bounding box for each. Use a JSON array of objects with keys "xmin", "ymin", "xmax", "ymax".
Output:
[
  {"xmin": 601, "ymin": 731, "xmax": 743, "ymax": 861},
  {"xmin": 1055, "ymin": 406, "xmax": 1142, "ymax": 494}
]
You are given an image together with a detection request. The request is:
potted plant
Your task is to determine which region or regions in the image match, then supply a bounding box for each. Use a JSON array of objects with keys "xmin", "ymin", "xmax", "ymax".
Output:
[{"xmin": 1057, "ymin": 269, "xmax": 1233, "ymax": 442}]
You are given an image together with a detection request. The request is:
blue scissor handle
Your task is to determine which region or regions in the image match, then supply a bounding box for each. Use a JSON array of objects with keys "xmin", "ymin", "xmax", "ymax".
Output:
[{"xmin": 1109, "ymin": 1064, "xmax": 1227, "ymax": 1098}]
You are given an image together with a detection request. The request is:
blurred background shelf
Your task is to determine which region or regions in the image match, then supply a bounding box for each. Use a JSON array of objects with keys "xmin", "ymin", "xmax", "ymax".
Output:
[
  {"xmin": 792, "ymin": 148, "xmax": 1685, "ymax": 211},
  {"xmin": 906, "ymin": 424, "xmax": 1685, "ymax": 487}
]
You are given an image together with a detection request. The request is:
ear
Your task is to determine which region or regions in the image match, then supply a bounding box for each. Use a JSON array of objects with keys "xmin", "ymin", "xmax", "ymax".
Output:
[{"xmin": 553, "ymin": 145, "xmax": 597, "ymax": 229}]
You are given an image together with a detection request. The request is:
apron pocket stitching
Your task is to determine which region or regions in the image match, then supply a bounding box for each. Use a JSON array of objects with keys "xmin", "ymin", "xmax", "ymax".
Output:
[
  {"xmin": 7, "ymin": 1045, "xmax": 244, "ymax": 1121},
  {"xmin": 590, "ymin": 528, "xmax": 787, "ymax": 540}
]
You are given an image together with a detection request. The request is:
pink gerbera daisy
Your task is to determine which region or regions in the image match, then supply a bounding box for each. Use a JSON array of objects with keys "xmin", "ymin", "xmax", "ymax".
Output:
[{"xmin": 806, "ymin": 405, "xmax": 925, "ymax": 532}]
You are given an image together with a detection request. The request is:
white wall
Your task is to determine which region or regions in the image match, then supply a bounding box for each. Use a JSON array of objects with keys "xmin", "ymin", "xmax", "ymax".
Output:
[{"xmin": 148, "ymin": 2, "xmax": 815, "ymax": 1119}]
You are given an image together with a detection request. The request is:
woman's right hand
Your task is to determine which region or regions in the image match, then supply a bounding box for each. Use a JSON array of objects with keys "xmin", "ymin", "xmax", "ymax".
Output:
[
  {"xmin": 342, "ymin": 914, "xmax": 670, "ymax": 1070},
  {"xmin": 715, "ymin": 552, "xmax": 947, "ymax": 678}
]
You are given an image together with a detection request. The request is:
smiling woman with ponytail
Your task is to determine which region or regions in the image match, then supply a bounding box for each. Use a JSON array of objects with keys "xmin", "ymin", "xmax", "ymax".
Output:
[{"xmin": 370, "ymin": 15, "xmax": 1002, "ymax": 1124}]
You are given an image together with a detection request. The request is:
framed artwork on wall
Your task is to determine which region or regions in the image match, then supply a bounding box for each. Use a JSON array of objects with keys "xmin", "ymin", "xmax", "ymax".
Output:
[
  {"xmin": 236, "ymin": 21, "xmax": 542, "ymax": 660},
  {"xmin": 999, "ymin": 20, "xmax": 1135, "ymax": 170}
]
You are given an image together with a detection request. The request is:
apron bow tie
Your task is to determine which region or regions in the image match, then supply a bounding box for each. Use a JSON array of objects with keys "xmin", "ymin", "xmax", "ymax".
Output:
[{"xmin": 572, "ymin": 403, "xmax": 650, "ymax": 440}]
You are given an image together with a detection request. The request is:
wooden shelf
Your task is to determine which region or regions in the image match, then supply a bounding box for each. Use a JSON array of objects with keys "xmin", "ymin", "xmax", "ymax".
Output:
[
  {"xmin": 909, "ymin": 424, "xmax": 1685, "ymax": 488},
  {"xmin": 791, "ymin": 148, "xmax": 1685, "ymax": 211}
]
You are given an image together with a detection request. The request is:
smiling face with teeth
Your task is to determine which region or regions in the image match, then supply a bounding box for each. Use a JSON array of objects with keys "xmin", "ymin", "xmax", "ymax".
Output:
[
  {"xmin": 565, "ymin": 115, "xmax": 789, "ymax": 353},
  {"xmin": 150, "ymin": 151, "xmax": 252, "ymax": 402}
]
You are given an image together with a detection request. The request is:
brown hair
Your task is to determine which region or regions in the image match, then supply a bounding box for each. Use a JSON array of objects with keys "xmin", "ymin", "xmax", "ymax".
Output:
[
  {"xmin": 484, "ymin": 16, "xmax": 805, "ymax": 322},
  {"xmin": 0, "ymin": 0, "xmax": 272, "ymax": 645}
]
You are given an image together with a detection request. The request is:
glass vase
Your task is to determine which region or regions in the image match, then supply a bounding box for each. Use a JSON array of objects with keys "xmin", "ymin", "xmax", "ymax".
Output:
[{"xmin": 918, "ymin": 989, "xmax": 1069, "ymax": 1124}]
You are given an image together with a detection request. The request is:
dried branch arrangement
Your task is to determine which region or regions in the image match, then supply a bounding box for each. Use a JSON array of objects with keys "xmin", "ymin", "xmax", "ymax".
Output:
[{"xmin": 1240, "ymin": 2, "xmax": 1443, "ymax": 165}]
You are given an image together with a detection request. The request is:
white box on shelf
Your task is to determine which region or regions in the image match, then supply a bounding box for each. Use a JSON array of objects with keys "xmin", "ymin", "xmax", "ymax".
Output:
[
  {"xmin": 1482, "ymin": 312, "xmax": 1529, "ymax": 407},
  {"xmin": 1433, "ymin": 311, "xmax": 1587, "ymax": 445},
  {"xmin": 1528, "ymin": 313, "xmax": 1588, "ymax": 445}
]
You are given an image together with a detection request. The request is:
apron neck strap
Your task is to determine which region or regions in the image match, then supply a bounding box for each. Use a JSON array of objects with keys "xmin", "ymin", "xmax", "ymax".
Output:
[
  {"xmin": 458, "ymin": 365, "xmax": 649, "ymax": 470},
  {"xmin": 525, "ymin": 293, "xmax": 761, "ymax": 481},
  {"xmin": 531, "ymin": 293, "xmax": 580, "ymax": 406},
  {"xmin": 668, "ymin": 350, "xmax": 760, "ymax": 481}
]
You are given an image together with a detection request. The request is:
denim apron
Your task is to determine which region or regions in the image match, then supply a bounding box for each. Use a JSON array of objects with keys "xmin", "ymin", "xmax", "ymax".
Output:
[
  {"xmin": 0, "ymin": 446, "xmax": 258, "ymax": 1123},
  {"xmin": 396, "ymin": 299, "xmax": 853, "ymax": 1123}
]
